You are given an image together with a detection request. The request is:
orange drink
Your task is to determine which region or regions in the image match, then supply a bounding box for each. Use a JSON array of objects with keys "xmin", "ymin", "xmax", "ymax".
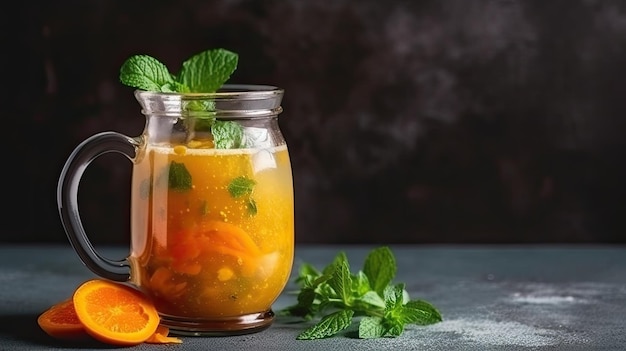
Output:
[{"xmin": 129, "ymin": 143, "xmax": 294, "ymax": 320}]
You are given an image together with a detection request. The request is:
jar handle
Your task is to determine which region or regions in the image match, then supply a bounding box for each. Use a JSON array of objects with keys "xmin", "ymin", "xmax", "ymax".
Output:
[{"xmin": 57, "ymin": 131, "xmax": 140, "ymax": 282}]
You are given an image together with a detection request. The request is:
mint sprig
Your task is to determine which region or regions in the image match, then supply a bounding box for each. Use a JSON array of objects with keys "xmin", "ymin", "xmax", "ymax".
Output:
[
  {"xmin": 119, "ymin": 48, "xmax": 243, "ymax": 149},
  {"xmin": 119, "ymin": 48, "xmax": 238, "ymax": 93},
  {"xmin": 280, "ymin": 247, "xmax": 442, "ymax": 340}
]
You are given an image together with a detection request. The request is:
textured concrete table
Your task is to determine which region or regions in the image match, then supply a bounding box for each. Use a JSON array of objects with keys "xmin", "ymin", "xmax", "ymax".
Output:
[{"xmin": 0, "ymin": 244, "xmax": 624, "ymax": 350}]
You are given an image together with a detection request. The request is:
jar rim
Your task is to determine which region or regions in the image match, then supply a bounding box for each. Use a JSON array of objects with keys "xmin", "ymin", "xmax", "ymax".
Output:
[
  {"xmin": 134, "ymin": 84, "xmax": 284, "ymax": 119},
  {"xmin": 135, "ymin": 84, "xmax": 283, "ymax": 99}
]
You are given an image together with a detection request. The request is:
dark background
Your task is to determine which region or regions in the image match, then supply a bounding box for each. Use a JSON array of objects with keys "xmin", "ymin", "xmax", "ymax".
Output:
[{"xmin": 5, "ymin": 0, "xmax": 626, "ymax": 245}]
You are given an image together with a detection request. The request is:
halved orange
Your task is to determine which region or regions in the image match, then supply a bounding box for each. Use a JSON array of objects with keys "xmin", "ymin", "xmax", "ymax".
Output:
[
  {"xmin": 37, "ymin": 298, "xmax": 88, "ymax": 340},
  {"xmin": 72, "ymin": 279, "xmax": 160, "ymax": 346}
]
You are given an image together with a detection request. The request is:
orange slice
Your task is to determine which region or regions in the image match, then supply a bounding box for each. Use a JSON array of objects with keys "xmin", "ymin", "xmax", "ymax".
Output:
[
  {"xmin": 72, "ymin": 279, "xmax": 160, "ymax": 346},
  {"xmin": 37, "ymin": 298, "xmax": 88, "ymax": 340}
]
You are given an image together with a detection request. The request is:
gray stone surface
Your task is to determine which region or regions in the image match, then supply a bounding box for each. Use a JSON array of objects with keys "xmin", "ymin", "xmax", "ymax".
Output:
[{"xmin": 0, "ymin": 244, "xmax": 624, "ymax": 350}]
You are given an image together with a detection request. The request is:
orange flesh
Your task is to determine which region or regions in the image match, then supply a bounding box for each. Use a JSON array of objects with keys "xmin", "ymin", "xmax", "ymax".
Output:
[
  {"xmin": 72, "ymin": 279, "xmax": 160, "ymax": 346},
  {"xmin": 37, "ymin": 298, "xmax": 88, "ymax": 340}
]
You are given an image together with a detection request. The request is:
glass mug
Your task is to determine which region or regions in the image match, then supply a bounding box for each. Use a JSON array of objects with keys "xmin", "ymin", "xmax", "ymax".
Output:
[{"xmin": 57, "ymin": 85, "xmax": 294, "ymax": 336}]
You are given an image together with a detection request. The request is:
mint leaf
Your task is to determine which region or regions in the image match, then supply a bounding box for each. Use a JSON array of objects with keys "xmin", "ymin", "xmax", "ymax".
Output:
[
  {"xmin": 352, "ymin": 271, "xmax": 371, "ymax": 296},
  {"xmin": 298, "ymin": 263, "xmax": 322, "ymax": 283},
  {"xmin": 383, "ymin": 318, "xmax": 405, "ymax": 337},
  {"xmin": 212, "ymin": 120, "xmax": 245, "ymax": 149},
  {"xmin": 358, "ymin": 290, "xmax": 386, "ymax": 310},
  {"xmin": 358, "ymin": 316, "xmax": 385, "ymax": 339},
  {"xmin": 280, "ymin": 287, "xmax": 317, "ymax": 320},
  {"xmin": 119, "ymin": 55, "xmax": 176, "ymax": 92},
  {"xmin": 363, "ymin": 246, "xmax": 396, "ymax": 296},
  {"xmin": 178, "ymin": 48, "xmax": 238, "ymax": 93},
  {"xmin": 168, "ymin": 161, "xmax": 192, "ymax": 192},
  {"xmin": 384, "ymin": 283, "xmax": 405, "ymax": 311},
  {"xmin": 328, "ymin": 259, "xmax": 352, "ymax": 305},
  {"xmin": 323, "ymin": 252, "xmax": 348, "ymax": 276},
  {"xmin": 305, "ymin": 269, "xmax": 331, "ymax": 289},
  {"xmin": 296, "ymin": 310, "xmax": 354, "ymax": 340},
  {"xmin": 227, "ymin": 176, "xmax": 255, "ymax": 198},
  {"xmin": 403, "ymin": 300, "xmax": 443, "ymax": 325}
]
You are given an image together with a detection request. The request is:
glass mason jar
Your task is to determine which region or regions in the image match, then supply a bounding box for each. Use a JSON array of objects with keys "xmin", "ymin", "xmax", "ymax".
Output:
[{"xmin": 57, "ymin": 85, "xmax": 294, "ymax": 336}]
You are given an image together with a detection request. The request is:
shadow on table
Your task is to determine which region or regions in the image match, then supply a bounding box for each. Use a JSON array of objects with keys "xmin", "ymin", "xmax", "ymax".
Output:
[{"xmin": 0, "ymin": 313, "xmax": 113, "ymax": 349}]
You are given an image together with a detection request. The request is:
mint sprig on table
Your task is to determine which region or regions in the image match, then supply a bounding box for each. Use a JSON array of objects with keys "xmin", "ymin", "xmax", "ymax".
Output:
[
  {"xmin": 119, "ymin": 48, "xmax": 243, "ymax": 149},
  {"xmin": 280, "ymin": 246, "xmax": 442, "ymax": 340}
]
